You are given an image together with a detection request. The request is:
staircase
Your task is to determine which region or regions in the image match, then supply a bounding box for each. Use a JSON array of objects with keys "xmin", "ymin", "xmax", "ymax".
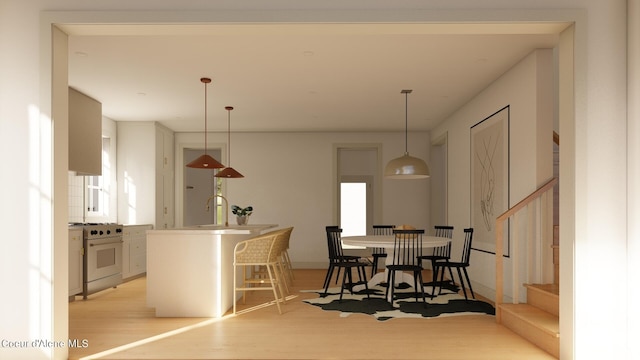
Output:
[
  {"xmin": 495, "ymin": 178, "xmax": 560, "ymax": 358},
  {"xmin": 499, "ymin": 284, "xmax": 559, "ymax": 358},
  {"xmin": 499, "ymin": 225, "xmax": 560, "ymax": 357}
]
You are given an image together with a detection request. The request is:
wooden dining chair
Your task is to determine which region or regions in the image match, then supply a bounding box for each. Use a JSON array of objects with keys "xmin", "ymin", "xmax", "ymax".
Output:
[
  {"xmin": 433, "ymin": 228, "xmax": 475, "ymax": 300},
  {"xmin": 323, "ymin": 226, "xmax": 361, "ymax": 289},
  {"xmin": 385, "ymin": 229, "xmax": 427, "ymax": 306},
  {"xmin": 323, "ymin": 226, "xmax": 371, "ymax": 300},
  {"xmin": 417, "ymin": 225, "xmax": 454, "ymax": 298},
  {"xmin": 370, "ymin": 225, "xmax": 394, "ymax": 277}
]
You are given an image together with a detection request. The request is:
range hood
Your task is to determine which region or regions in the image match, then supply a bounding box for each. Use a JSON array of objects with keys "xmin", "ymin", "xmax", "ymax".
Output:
[{"xmin": 69, "ymin": 87, "xmax": 102, "ymax": 176}]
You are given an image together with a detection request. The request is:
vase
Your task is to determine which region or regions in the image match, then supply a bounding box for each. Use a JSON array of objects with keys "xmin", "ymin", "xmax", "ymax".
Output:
[{"xmin": 236, "ymin": 215, "xmax": 249, "ymax": 225}]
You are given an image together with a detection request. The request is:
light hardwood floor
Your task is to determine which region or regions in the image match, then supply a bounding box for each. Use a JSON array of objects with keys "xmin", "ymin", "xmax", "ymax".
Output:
[{"xmin": 68, "ymin": 269, "xmax": 555, "ymax": 360}]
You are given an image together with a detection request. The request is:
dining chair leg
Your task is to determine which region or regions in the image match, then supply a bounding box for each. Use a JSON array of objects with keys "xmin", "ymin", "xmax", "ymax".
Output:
[
  {"xmin": 385, "ymin": 271, "xmax": 392, "ymax": 300},
  {"xmin": 456, "ymin": 267, "xmax": 468, "ymax": 300},
  {"xmin": 370, "ymin": 257, "xmax": 378, "ymax": 277},
  {"xmin": 430, "ymin": 259, "xmax": 438, "ymax": 291},
  {"xmin": 339, "ymin": 268, "xmax": 349, "ymax": 301},
  {"xmin": 361, "ymin": 265, "xmax": 370, "ymax": 299},
  {"xmin": 323, "ymin": 265, "xmax": 335, "ymax": 294},
  {"xmin": 416, "ymin": 271, "xmax": 427, "ymax": 304},
  {"xmin": 323, "ymin": 265, "xmax": 333, "ymax": 289},
  {"xmin": 462, "ymin": 268, "xmax": 475, "ymax": 299},
  {"xmin": 334, "ymin": 267, "xmax": 342, "ymax": 285},
  {"xmin": 413, "ymin": 271, "xmax": 420, "ymax": 303},
  {"xmin": 388, "ymin": 271, "xmax": 397, "ymax": 305},
  {"xmin": 437, "ymin": 264, "xmax": 446, "ymax": 295},
  {"xmin": 447, "ymin": 266, "xmax": 455, "ymax": 286}
]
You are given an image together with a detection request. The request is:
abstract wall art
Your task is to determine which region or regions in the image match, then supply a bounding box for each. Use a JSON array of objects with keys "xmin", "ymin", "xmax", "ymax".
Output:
[{"xmin": 470, "ymin": 105, "xmax": 510, "ymax": 256}]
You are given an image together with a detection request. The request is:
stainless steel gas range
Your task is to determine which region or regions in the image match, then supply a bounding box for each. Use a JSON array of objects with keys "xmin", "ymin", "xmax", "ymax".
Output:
[{"xmin": 72, "ymin": 223, "xmax": 124, "ymax": 299}]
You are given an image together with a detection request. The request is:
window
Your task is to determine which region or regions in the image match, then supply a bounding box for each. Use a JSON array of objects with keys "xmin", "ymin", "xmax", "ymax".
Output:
[{"xmin": 86, "ymin": 137, "xmax": 111, "ymax": 218}]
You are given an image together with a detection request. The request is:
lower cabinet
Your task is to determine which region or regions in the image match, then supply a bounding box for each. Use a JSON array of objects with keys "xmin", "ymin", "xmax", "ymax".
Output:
[
  {"xmin": 122, "ymin": 224, "xmax": 153, "ymax": 280},
  {"xmin": 69, "ymin": 228, "xmax": 83, "ymax": 298}
]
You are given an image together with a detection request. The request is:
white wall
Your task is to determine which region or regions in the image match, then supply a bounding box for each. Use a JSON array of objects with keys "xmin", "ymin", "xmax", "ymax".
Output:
[
  {"xmin": 174, "ymin": 130, "xmax": 430, "ymax": 268},
  {"xmin": 0, "ymin": 1, "xmax": 633, "ymax": 359},
  {"xmin": 431, "ymin": 49, "xmax": 554, "ymax": 302}
]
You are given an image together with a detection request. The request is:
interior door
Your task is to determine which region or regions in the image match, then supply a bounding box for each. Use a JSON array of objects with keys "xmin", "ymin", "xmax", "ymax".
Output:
[{"xmin": 183, "ymin": 149, "xmax": 218, "ymax": 226}]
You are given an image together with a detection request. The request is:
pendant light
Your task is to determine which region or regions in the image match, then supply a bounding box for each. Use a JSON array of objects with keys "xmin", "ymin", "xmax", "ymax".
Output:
[
  {"xmin": 186, "ymin": 77, "xmax": 225, "ymax": 169},
  {"xmin": 215, "ymin": 106, "xmax": 244, "ymax": 178},
  {"xmin": 384, "ymin": 89, "xmax": 430, "ymax": 179}
]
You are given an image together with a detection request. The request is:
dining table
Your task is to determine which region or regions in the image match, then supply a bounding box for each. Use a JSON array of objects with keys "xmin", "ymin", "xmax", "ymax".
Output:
[{"xmin": 341, "ymin": 234, "xmax": 450, "ymax": 292}]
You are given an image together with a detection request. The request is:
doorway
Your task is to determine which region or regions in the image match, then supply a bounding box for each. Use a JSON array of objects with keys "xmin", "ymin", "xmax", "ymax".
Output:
[
  {"xmin": 336, "ymin": 146, "xmax": 381, "ymax": 234},
  {"xmin": 340, "ymin": 177, "xmax": 373, "ymax": 237},
  {"xmin": 183, "ymin": 148, "xmax": 221, "ymax": 226}
]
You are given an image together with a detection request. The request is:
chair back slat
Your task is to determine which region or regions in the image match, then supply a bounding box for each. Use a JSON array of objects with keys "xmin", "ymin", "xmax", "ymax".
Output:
[
  {"xmin": 371, "ymin": 225, "xmax": 394, "ymax": 255},
  {"xmin": 325, "ymin": 226, "xmax": 344, "ymax": 261},
  {"xmin": 372, "ymin": 225, "xmax": 394, "ymax": 235},
  {"xmin": 391, "ymin": 229, "xmax": 425, "ymax": 266},
  {"xmin": 432, "ymin": 225, "xmax": 454, "ymax": 257},
  {"xmin": 460, "ymin": 228, "xmax": 474, "ymax": 265}
]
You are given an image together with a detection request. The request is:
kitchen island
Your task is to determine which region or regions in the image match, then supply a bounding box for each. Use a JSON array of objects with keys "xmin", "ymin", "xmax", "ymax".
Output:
[{"xmin": 146, "ymin": 224, "xmax": 277, "ymax": 317}]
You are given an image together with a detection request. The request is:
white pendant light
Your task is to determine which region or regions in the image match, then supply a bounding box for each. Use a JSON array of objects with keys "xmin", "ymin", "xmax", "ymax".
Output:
[
  {"xmin": 215, "ymin": 106, "xmax": 244, "ymax": 178},
  {"xmin": 186, "ymin": 77, "xmax": 225, "ymax": 169},
  {"xmin": 384, "ymin": 89, "xmax": 430, "ymax": 179}
]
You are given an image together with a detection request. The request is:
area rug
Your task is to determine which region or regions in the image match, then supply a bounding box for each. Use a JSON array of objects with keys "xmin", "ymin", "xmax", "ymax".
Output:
[{"xmin": 302, "ymin": 282, "xmax": 495, "ymax": 321}]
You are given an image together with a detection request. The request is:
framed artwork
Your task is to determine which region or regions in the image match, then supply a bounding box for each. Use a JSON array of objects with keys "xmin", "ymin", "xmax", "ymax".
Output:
[{"xmin": 470, "ymin": 105, "xmax": 510, "ymax": 256}]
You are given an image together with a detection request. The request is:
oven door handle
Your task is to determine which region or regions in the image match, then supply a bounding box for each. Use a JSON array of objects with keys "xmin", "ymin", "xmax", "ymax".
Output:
[{"xmin": 89, "ymin": 240, "xmax": 124, "ymax": 247}]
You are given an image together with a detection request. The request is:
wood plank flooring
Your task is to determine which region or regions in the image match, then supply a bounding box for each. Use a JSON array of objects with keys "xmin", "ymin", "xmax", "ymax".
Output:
[{"xmin": 68, "ymin": 269, "xmax": 555, "ymax": 359}]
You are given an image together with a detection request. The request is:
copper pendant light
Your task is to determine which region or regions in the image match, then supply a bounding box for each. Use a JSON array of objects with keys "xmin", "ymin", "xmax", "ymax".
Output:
[
  {"xmin": 215, "ymin": 106, "xmax": 244, "ymax": 178},
  {"xmin": 384, "ymin": 89, "xmax": 430, "ymax": 179},
  {"xmin": 186, "ymin": 77, "xmax": 225, "ymax": 169}
]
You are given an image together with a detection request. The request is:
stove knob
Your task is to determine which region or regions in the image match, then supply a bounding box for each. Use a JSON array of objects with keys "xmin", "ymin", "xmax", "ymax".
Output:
[
  {"xmin": 99, "ymin": 230, "xmax": 104, "ymax": 235},
  {"xmin": 91, "ymin": 230, "xmax": 98, "ymax": 235},
  {"xmin": 116, "ymin": 228, "xmax": 122, "ymax": 233},
  {"xmin": 106, "ymin": 229, "xmax": 111, "ymax": 235}
]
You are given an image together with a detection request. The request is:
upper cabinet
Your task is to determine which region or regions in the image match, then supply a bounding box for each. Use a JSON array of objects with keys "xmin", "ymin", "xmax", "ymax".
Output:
[{"xmin": 69, "ymin": 88, "xmax": 102, "ymax": 175}]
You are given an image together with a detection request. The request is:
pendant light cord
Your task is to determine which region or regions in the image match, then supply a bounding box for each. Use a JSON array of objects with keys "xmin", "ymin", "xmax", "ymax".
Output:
[
  {"xmin": 203, "ymin": 79, "xmax": 208, "ymax": 155},
  {"xmin": 404, "ymin": 91, "xmax": 408, "ymax": 154},
  {"xmin": 227, "ymin": 107, "xmax": 231, "ymax": 165}
]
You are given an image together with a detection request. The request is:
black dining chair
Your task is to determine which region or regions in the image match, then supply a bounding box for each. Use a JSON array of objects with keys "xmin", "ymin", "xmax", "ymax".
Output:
[
  {"xmin": 323, "ymin": 226, "xmax": 370, "ymax": 300},
  {"xmin": 433, "ymin": 228, "xmax": 475, "ymax": 300},
  {"xmin": 417, "ymin": 225, "xmax": 454, "ymax": 298},
  {"xmin": 370, "ymin": 225, "xmax": 394, "ymax": 277},
  {"xmin": 385, "ymin": 229, "xmax": 427, "ymax": 306},
  {"xmin": 322, "ymin": 226, "xmax": 366, "ymax": 289}
]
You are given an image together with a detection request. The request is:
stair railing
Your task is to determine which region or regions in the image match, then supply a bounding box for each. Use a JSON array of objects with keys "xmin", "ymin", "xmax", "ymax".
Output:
[{"xmin": 495, "ymin": 177, "xmax": 558, "ymax": 323}]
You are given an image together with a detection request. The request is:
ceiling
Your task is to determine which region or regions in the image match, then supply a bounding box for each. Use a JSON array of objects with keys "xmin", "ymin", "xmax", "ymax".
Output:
[{"xmin": 64, "ymin": 23, "xmax": 566, "ymax": 133}]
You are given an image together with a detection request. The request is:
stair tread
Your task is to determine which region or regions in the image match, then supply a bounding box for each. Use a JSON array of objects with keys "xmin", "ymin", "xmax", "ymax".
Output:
[
  {"xmin": 525, "ymin": 283, "xmax": 559, "ymax": 296},
  {"xmin": 500, "ymin": 303, "xmax": 559, "ymax": 336}
]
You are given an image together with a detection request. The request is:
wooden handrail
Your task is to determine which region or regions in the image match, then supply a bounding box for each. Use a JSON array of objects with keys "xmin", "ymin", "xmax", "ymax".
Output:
[
  {"xmin": 495, "ymin": 177, "xmax": 558, "ymax": 322},
  {"xmin": 496, "ymin": 177, "xmax": 558, "ymax": 223}
]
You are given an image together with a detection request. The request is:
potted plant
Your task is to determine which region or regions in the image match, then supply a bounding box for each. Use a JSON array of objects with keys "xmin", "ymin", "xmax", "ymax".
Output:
[{"xmin": 231, "ymin": 205, "xmax": 253, "ymax": 225}]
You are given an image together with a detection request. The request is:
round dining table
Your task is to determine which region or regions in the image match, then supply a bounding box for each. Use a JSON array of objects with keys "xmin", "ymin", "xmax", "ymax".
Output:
[{"xmin": 341, "ymin": 235, "xmax": 450, "ymax": 291}]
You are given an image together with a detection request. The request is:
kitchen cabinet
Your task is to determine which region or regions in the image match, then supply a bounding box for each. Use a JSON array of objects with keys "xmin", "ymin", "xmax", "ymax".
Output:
[
  {"xmin": 69, "ymin": 228, "xmax": 83, "ymax": 298},
  {"xmin": 146, "ymin": 224, "xmax": 277, "ymax": 317},
  {"xmin": 117, "ymin": 122, "xmax": 174, "ymax": 229},
  {"xmin": 69, "ymin": 87, "xmax": 102, "ymax": 175},
  {"xmin": 155, "ymin": 125, "xmax": 174, "ymax": 229},
  {"xmin": 122, "ymin": 224, "xmax": 153, "ymax": 280}
]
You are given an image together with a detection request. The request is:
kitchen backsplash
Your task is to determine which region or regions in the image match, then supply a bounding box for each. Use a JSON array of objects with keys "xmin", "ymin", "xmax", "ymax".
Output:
[{"xmin": 68, "ymin": 171, "xmax": 84, "ymax": 223}]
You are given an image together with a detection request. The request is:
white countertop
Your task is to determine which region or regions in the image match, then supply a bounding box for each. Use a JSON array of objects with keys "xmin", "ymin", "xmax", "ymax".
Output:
[{"xmin": 147, "ymin": 224, "xmax": 278, "ymax": 235}]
